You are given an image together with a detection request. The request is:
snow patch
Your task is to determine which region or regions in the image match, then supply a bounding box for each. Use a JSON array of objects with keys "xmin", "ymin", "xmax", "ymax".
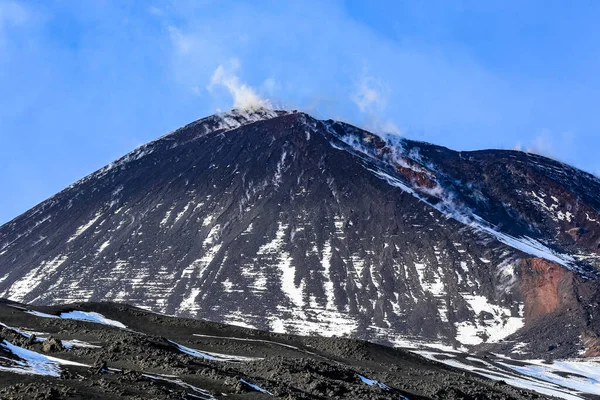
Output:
[
  {"xmin": 240, "ymin": 378, "xmax": 273, "ymax": 395},
  {"xmin": 0, "ymin": 340, "xmax": 88, "ymax": 377},
  {"xmin": 173, "ymin": 203, "xmax": 191, "ymax": 225},
  {"xmin": 413, "ymin": 350, "xmax": 589, "ymax": 400},
  {"xmin": 61, "ymin": 339, "xmax": 101, "ymax": 349},
  {"xmin": 499, "ymin": 358, "xmax": 600, "ymax": 397},
  {"xmin": 320, "ymin": 241, "xmax": 336, "ymax": 311},
  {"xmin": 96, "ymin": 240, "xmax": 110, "ymax": 256},
  {"xmin": 178, "ymin": 288, "xmax": 201, "ymax": 314},
  {"xmin": 257, "ymin": 221, "xmax": 303, "ymax": 307},
  {"xmin": 455, "ymin": 294, "xmax": 523, "ymax": 345},
  {"xmin": 170, "ymin": 340, "xmax": 261, "ymax": 362},
  {"xmin": 358, "ymin": 375, "xmax": 391, "ymax": 391},
  {"xmin": 26, "ymin": 310, "xmax": 126, "ymax": 329},
  {"xmin": 7, "ymin": 255, "xmax": 68, "ymax": 302},
  {"xmin": 67, "ymin": 211, "xmax": 103, "ymax": 243},
  {"xmin": 143, "ymin": 373, "xmax": 216, "ymax": 400},
  {"xmin": 160, "ymin": 207, "xmax": 174, "ymax": 227}
]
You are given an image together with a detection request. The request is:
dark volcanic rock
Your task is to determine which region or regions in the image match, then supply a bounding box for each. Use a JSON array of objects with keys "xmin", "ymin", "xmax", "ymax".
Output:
[
  {"xmin": 0, "ymin": 301, "xmax": 556, "ymax": 400},
  {"xmin": 42, "ymin": 336, "xmax": 64, "ymax": 353},
  {"xmin": 0, "ymin": 108, "xmax": 599, "ymax": 358}
]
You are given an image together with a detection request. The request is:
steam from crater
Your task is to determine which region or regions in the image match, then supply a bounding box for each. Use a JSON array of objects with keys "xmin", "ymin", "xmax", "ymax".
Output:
[{"xmin": 208, "ymin": 59, "xmax": 272, "ymax": 111}]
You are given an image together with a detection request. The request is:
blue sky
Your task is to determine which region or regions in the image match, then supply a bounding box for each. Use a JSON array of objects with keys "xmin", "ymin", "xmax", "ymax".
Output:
[{"xmin": 1, "ymin": 1, "xmax": 599, "ymax": 224}]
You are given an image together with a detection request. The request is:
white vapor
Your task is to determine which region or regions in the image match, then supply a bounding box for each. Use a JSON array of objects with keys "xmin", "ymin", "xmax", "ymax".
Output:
[
  {"xmin": 351, "ymin": 74, "xmax": 401, "ymax": 135},
  {"xmin": 379, "ymin": 120, "xmax": 401, "ymax": 135},
  {"xmin": 208, "ymin": 59, "xmax": 272, "ymax": 111},
  {"xmin": 526, "ymin": 133, "xmax": 555, "ymax": 156},
  {"xmin": 513, "ymin": 130, "xmax": 576, "ymax": 162},
  {"xmin": 513, "ymin": 134, "xmax": 554, "ymax": 156},
  {"xmin": 351, "ymin": 76, "xmax": 386, "ymax": 112}
]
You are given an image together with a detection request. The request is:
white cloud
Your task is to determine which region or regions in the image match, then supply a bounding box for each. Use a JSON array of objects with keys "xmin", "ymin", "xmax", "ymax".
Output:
[{"xmin": 208, "ymin": 59, "xmax": 271, "ymax": 111}]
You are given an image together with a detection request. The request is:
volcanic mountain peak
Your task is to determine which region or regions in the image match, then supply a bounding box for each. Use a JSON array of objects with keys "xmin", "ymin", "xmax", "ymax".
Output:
[
  {"xmin": 1, "ymin": 109, "xmax": 600, "ymax": 361},
  {"xmin": 215, "ymin": 107, "xmax": 297, "ymax": 125},
  {"xmin": 188, "ymin": 107, "xmax": 297, "ymax": 133},
  {"xmin": 61, "ymin": 108, "xmax": 297, "ymax": 194},
  {"xmin": 182, "ymin": 106, "xmax": 292, "ymax": 139}
]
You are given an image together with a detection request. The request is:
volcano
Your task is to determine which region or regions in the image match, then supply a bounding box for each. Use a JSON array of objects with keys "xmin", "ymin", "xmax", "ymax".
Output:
[{"xmin": 1, "ymin": 108, "xmax": 599, "ymax": 360}]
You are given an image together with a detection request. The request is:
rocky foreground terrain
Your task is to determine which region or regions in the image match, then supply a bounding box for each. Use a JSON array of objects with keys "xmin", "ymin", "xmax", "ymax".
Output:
[{"xmin": 0, "ymin": 299, "xmax": 589, "ymax": 400}]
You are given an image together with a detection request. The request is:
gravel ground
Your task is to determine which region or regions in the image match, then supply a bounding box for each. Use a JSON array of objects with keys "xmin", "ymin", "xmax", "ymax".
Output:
[{"xmin": 0, "ymin": 300, "xmax": 554, "ymax": 399}]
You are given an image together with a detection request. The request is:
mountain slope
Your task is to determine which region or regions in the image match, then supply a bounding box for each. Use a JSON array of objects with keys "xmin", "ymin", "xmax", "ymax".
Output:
[
  {"xmin": 399, "ymin": 138, "xmax": 600, "ymax": 262},
  {"xmin": 0, "ymin": 109, "xmax": 599, "ymax": 360}
]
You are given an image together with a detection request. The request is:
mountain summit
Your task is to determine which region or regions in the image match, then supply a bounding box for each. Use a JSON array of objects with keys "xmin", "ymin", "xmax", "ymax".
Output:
[{"xmin": 1, "ymin": 109, "xmax": 599, "ymax": 359}]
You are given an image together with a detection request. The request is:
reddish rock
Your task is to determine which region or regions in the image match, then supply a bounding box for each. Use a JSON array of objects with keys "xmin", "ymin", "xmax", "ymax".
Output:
[
  {"xmin": 520, "ymin": 258, "xmax": 575, "ymax": 321},
  {"xmin": 581, "ymin": 331, "xmax": 600, "ymax": 357},
  {"xmin": 567, "ymin": 227, "xmax": 588, "ymax": 242},
  {"xmin": 395, "ymin": 164, "xmax": 437, "ymax": 189}
]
